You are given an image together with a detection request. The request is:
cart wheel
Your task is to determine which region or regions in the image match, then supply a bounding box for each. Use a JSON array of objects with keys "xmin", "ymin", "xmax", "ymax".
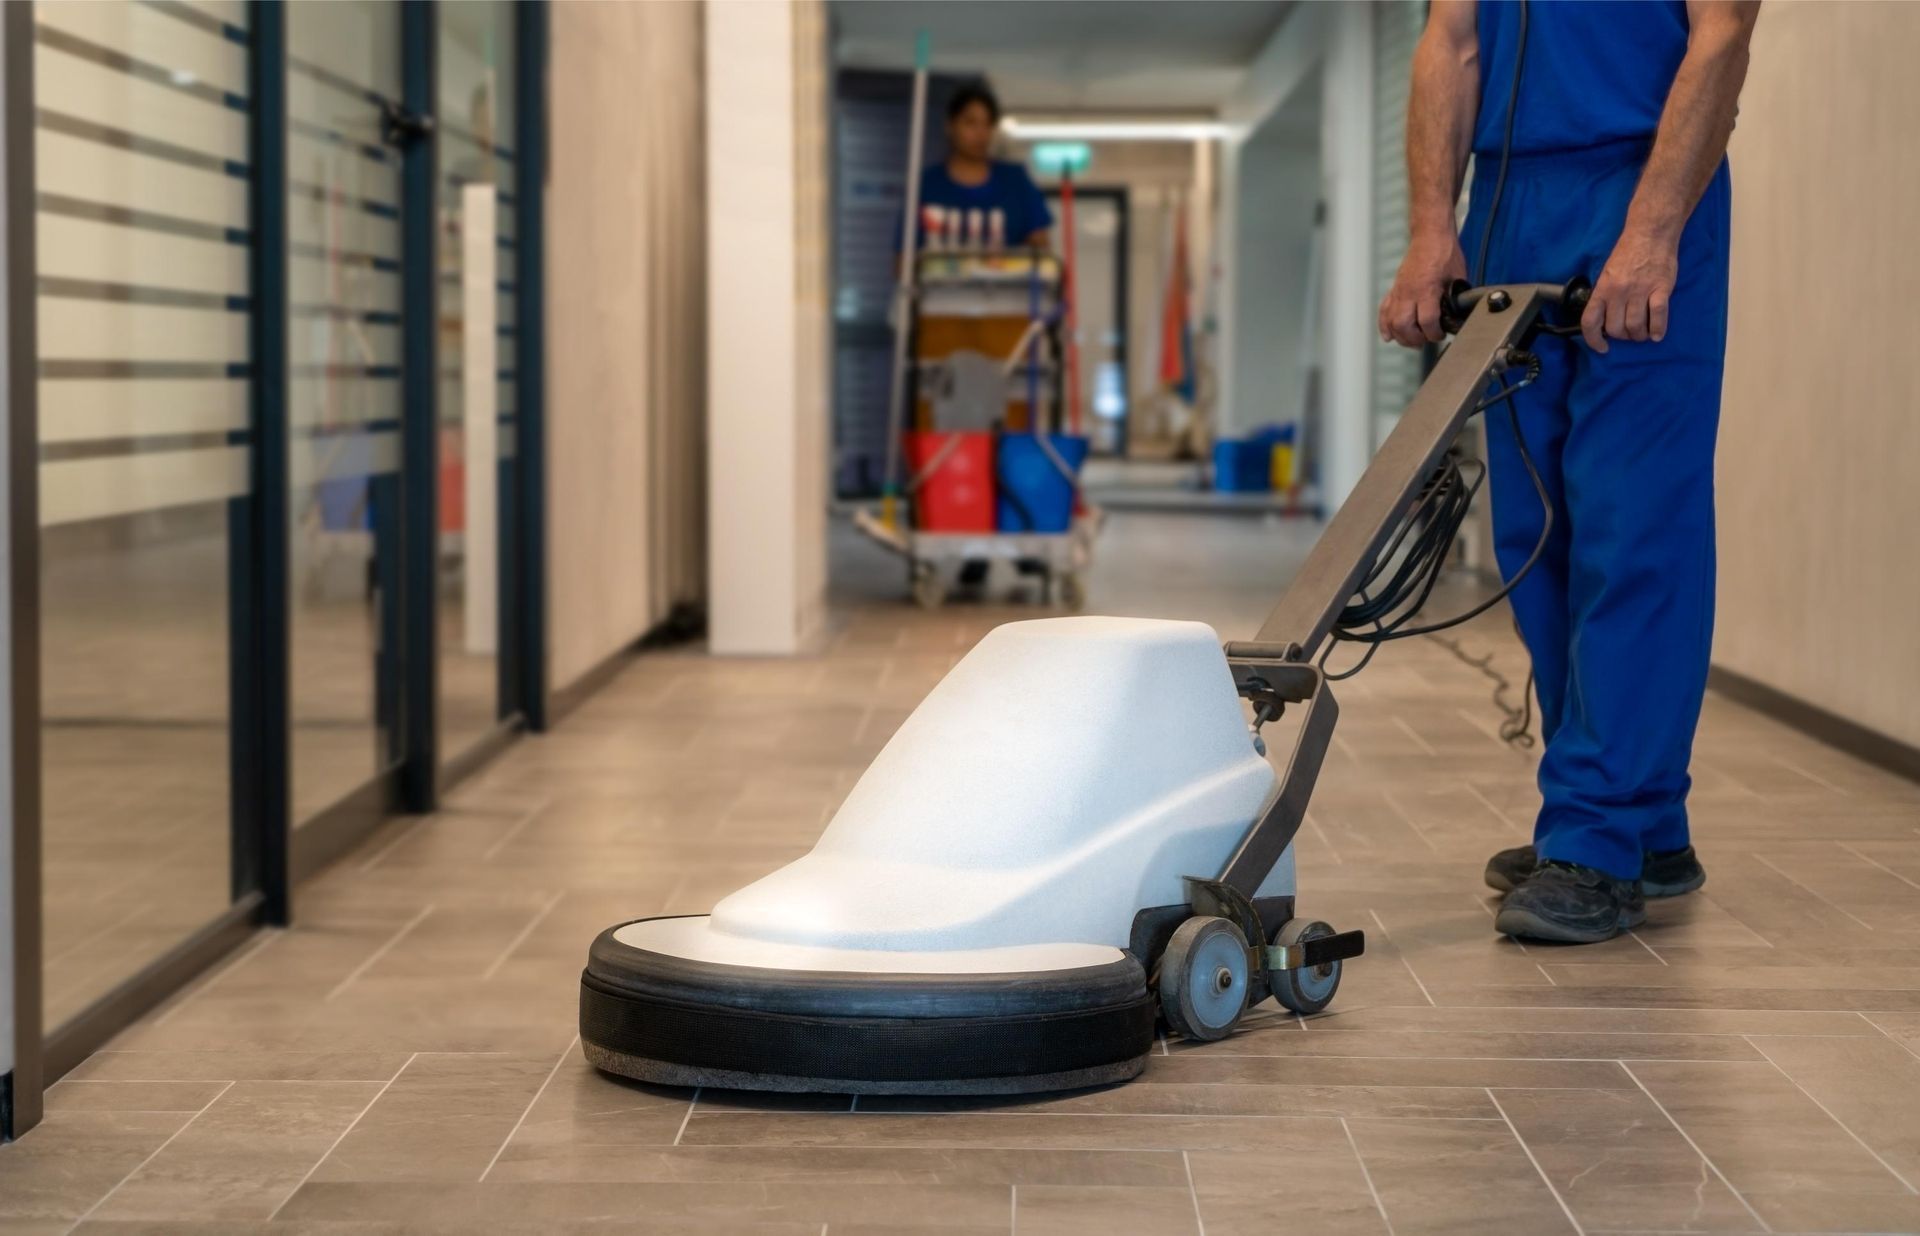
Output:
[
  {"xmin": 910, "ymin": 565, "xmax": 944, "ymax": 610},
  {"xmin": 1059, "ymin": 571, "xmax": 1087, "ymax": 610},
  {"xmin": 1270, "ymin": 919, "xmax": 1342, "ymax": 1015},
  {"xmin": 1158, "ymin": 916, "xmax": 1250, "ymax": 1043}
]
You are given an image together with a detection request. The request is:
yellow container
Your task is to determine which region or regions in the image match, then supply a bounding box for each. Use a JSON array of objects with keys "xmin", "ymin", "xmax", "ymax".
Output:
[{"xmin": 1270, "ymin": 444, "xmax": 1295, "ymax": 491}]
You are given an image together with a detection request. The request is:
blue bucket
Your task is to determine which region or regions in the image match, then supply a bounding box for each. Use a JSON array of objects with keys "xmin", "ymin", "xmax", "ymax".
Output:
[
  {"xmin": 996, "ymin": 434, "xmax": 1089, "ymax": 533},
  {"xmin": 1212, "ymin": 438, "xmax": 1271, "ymax": 493}
]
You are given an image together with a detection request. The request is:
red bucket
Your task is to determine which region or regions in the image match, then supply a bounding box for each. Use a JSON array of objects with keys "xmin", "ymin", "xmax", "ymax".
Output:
[{"xmin": 906, "ymin": 431, "xmax": 995, "ymax": 532}]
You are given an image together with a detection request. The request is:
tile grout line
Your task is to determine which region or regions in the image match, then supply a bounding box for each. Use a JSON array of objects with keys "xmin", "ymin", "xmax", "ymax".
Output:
[
  {"xmin": 324, "ymin": 904, "xmax": 436, "ymax": 1002},
  {"xmin": 673, "ymin": 1087, "xmax": 701, "ymax": 1146},
  {"xmin": 479, "ymin": 1035, "xmax": 577, "ymax": 1183},
  {"xmin": 1379, "ymin": 789, "xmax": 1443, "ymax": 853},
  {"xmin": 1367, "ymin": 910, "xmax": 1437, "ymax": 1007},
  {"xmin": 1181, "ymin": 1150, "xmax": 1208, "ymax": 1236},
  {"xmin": 1339, "ymin": 1116, "xmax": 1396, "ymax": 1236},
  {"xmin": 1536, "ymin": 963, "xmax": 1559, "ymax": 987},
  {"xmin": 1485, "ymin": 1088, "xmax": 1586, "ymax": 1236},
  {"xmin": 1838, "ymin": 841, "xmax": 1920, "ymax": 893},
  {"xmin": 1741, "ymin": 1034, "xmax": 1920, "ymax": 1194},
  {"xmin": 147, "ymin": 928, "xmax": 283, "ymax": 1028},
  {"xmin": 1858, "ymin": 1012, "xmax": 1920, "ymax": 1063},
  {"xmin": 481, "ymin": 796, "xmax": 557, "ymax": 862},
  {"xmin": 1624, "ymin": 930, "xmax": 1670, "ymax": 966},
  {"xmin": 266, "ymin": 1052, "xmax": 419, "ymax": 1223},
  {"xmin": 64, "ymin": 1079, "xmax": 236, "ymax": 1232},
  {"xmin": 1010, "ymin": 1183, "xmax": 1017, "ymax": 1235},
  {"xmin": 356, "ymin": 816, "xmax": 425, "ymax": 872},
  {"xmin": 1749, "ymin": 853, "xmax": 1876, "ymax": 932},
  {"xmin": 480, "ymin": 890, "xmax": 568, "ymax": 981},
  {"xmin": 1619, "ymin": 1062, "xmax": 1772, "ymax": 1233}
]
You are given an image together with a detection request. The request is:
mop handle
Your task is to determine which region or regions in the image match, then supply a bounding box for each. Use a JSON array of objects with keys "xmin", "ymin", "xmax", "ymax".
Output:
[{"xmin": 879, "ymin": 31, "xmax": 932, "ymax": 527}]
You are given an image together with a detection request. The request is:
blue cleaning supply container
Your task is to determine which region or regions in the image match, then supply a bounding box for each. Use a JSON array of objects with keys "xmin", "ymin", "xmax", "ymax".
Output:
[
  {"xmin": 996, "ymin": 433, "xmax": 1089, "ymax": 533},
  {"xmin": 1212, "ymin": 438, "xmax": 1271, "ymax": 493}
]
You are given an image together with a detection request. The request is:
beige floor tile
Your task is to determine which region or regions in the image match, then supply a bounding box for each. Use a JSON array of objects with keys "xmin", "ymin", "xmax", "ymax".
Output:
[
  {"xmin": 1344, "ymin": 1116, "xmax": 1578, "ymax": 1235},
  {"xmin": 1011, "ymin": 1184, "xmax": 1194, "ymax": 1235},
  {"xmin": 0, "ymin": 1112, "xmax": 193, "ymax": 1222},
  {"xmin": 1745, "ymin": 1033, "xmax": 1920, "ymax": 1190},
  {"xmin": 1489, "ymin": 1086, "xmax": 1761, "ymax": 1231},
  {"xmin": 307, "ymin": 1052, "xmax": 568, "ymax": 1184},
  {"xmin": 41, "ymin": 1081, "xmax": 230, "ymax": 1113},
  {"xmin": 1627, "ymin": 1059, "xmax": 1914, "ymax": 1196},
  {"xmin": 277, "ymin": 1179, "xmax": 1013, "ymax": 1227},
  {"xmin": 92, "ymin": 1081, "xmax": 385, "ymax": 1222},
  {"xmin": 1742, "ymin": 1188, "xmax": 1920, "ymax": 1234}
]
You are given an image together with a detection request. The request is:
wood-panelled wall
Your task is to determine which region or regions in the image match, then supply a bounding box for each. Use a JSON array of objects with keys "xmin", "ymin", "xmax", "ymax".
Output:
[
  {"xmin": 1715, "ymin": 1, "xmax": 1920, "ymax": 748},
  {"xmin": 546, "ymin": 0, "xmax": 706, "ymax": 691}
]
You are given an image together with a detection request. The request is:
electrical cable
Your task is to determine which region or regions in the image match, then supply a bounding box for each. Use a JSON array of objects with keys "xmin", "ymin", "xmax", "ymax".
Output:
[{"xmin": 1320, "ymin": 0, "xmax": 1548, "ymax": 751}]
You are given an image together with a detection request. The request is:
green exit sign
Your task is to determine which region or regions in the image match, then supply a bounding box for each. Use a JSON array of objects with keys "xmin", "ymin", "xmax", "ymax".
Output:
[{"xmin": 1031, "ymin": 141, "xmax": 1093, "ymax": 177}]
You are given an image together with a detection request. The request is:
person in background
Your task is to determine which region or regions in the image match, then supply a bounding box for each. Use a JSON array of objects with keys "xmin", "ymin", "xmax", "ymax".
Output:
[
  {"xmin": 1379, "ymin": 0, "xmax": 1760, "ymax": 944},
  {"xmin": 914, "ymin": 82, "xmax": 1052, "ymax": 250}
]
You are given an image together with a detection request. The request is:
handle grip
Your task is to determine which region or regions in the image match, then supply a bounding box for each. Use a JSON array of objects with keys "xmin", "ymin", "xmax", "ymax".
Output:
[{"xmin": 1441, "ymin": 275, "xmax": 1591, "ymax": 335}]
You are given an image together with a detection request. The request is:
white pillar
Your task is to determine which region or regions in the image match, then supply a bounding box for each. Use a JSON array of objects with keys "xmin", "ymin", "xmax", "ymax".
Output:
[
  {"xmin": 1212, "ymin": 137, "xmax": 1242, "ymax": 438},
  {"xmin": 461, "ymin": 184, "xmax": 497, "ymax": 655},
  {"xmin": 1318, "ymin": 4, "xmax": 1375, "ymax": 508},
  {"xmin": 705, "ymin": 0, "xmax": 830, "ymax": 655}
]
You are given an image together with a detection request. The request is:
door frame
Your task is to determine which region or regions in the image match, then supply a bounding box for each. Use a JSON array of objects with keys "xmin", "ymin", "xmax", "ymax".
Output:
[{"xmin": 1043, "ymin": 184, "xmax": 1131, "ymax": 455}]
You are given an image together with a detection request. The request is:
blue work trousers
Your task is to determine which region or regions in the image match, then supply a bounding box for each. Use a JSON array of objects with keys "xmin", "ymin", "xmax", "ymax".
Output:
[{"xmin": 1462, "ymin": 138, "xmax": 1731, "ymax": 880}]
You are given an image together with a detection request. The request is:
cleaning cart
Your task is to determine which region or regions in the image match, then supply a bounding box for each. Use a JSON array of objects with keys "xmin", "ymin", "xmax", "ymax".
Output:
[{"xmin": 856, "ymin": 244, "xmax": 1101, "ymax": 608}]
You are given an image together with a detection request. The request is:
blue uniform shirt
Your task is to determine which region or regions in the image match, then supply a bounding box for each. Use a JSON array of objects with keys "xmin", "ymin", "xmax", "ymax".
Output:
[
  {"xmin": 908, "ymin": 160, "xmax": 1054, "ymax": 247},
  {"xmin": 1474, "ymin": 0, "xmax": 1690, "ymax": 156}
]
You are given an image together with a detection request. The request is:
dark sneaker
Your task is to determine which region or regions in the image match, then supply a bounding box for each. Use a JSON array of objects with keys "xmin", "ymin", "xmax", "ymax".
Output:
[
  {"xmin": 1494, "ymin": 861, "xmax": 1647, "ymax": 944},
  {"xmin": 1484, "ymin": 844, "xmax": 1705, "ymax": 898}
]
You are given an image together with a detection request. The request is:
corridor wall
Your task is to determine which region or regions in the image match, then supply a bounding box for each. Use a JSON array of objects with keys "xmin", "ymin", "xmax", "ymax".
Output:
[
  {"xmin": 546, "ymin": 0, "xmax": 707, "ymax": 694},
  {"xmin": 1714, "ymin": 1, "xmax": 1920, "ymax": 753}
]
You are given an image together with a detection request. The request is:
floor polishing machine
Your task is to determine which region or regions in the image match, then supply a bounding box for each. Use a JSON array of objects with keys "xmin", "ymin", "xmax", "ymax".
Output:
[{"xmin": 579, "ymin": 279, "xmax": 1590, "ymax": 1094}]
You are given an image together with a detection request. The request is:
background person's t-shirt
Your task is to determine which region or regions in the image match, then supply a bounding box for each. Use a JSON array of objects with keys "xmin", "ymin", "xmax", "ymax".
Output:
[{"xmin": 905, "ymin": 160, "xmax": 1055, "ymax": 248}]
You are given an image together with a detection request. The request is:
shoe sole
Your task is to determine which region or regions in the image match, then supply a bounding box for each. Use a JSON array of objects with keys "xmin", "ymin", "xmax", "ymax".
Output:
[
  {"xmin": 1494, "ymin": 901, "xmax": 1648, "ymax": 945},
  {"xmin": 1487, "ymin": 868, "xmax": 1705, "ymax": 900},
  {"xmin": 1642, "ymin": 871, "xmax": 1706, "ymax": 898}
]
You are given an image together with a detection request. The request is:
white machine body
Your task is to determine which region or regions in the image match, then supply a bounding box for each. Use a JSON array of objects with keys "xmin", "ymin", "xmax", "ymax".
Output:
[{"xmin": 616, "ymin": 618, "xmax": 1295, "ymax": 973}]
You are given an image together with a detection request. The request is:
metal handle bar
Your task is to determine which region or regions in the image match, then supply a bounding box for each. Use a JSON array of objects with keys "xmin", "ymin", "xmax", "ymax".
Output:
[{"xmin": 1441, "ymin": 275, "xmax": 1591, "ymax": 335}]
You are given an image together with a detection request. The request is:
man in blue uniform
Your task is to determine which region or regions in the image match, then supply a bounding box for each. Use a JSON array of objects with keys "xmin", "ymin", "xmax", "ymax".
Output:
[{"xmin": 1379, "ymin": 1, "xmax": 1761, "ymax": 942}]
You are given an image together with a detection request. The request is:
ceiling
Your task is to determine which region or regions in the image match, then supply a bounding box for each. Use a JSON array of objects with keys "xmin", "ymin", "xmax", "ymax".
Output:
[{"xmin": 829, "ymin": 1, "xmax": 1294, "ymax": 113}]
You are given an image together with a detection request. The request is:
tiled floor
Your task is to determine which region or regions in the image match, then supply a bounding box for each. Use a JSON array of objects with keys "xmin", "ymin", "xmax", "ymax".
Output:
[{"xmin": 8, "ymin": 511, "xmax": 1920, "ymax": 1234}]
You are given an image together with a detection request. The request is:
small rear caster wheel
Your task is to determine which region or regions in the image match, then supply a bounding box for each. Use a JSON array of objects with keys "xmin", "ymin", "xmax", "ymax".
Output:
[
  {"xmin": 1059, "ymin": 571, "xmax": 1087, "ymax": 610},
  {"xmin": 1270, "ymin": 918, "xmax": 1342, "ymax": 1015},
  {"xmin": 910, "ymin": 565, "xmax": 944, "ymax": 609},
  {"xmin": 1158, "ymin": 916, "xmax": 1250, "ymax": 1042}
]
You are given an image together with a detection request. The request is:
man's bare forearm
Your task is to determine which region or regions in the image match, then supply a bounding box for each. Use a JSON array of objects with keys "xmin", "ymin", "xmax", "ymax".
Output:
[
  {"xmin": 1623, "ymin": 3, "xmax": 1760, "ymax": 244},
  {"xmin": 1407, "ymin": 1, "xmax": 1480, "ymax": 241}
]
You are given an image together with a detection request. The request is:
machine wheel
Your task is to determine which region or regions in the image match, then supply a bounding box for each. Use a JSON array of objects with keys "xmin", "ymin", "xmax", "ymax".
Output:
[
  {"xmin": 1269, "ymin": 919, "xmax": 1342, "ymax": 1015},
  {"xmin": 910, "ymin": 564, "xmax": 944, "ymax": 609},
  {"xmin": 1059, "ymin": 571, "xmax": 1087, "ymax": 610},
  {"xmin": 1158, "ymin": 916, "xmax": 1250, "ymax": 1043}
]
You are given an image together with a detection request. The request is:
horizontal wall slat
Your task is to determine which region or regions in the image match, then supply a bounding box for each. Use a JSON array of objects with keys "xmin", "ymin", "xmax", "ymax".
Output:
[
  {"xmin": 35, "ymin": 41, "xmax": 246, "ymax": 164},
  {"xmin": 40, "ymin": 444, "xmax": 250, "ymax": 526},
  {"xmin": 290, "ymin": 426, "xmax": 399, "ymax": 486},
  {"xmin": 288, "ymin": 131, "xmax": 399, "ymax": 207},
  {"xmin": 289, "ymin": 375, "xmax": 401, "ymax": 431},
  {"xmin": 40, "ymin": 376, "xmax": 248, "ymax": 443},
  {"xmin": 37, "ymin": 1, "xmax": 248, "ymax": 98},
  {"xmin": 38, "ymin": 128, "xmax": 245, "ymax": 228},
  {"xmin": 40, "ymin": 296, "xmax": 248, "ymax": 364},
  {"xmin": 38, "ymin": 212, "xmax": 246, "ymax": 294},
  {"xmin": 289, "ymin": 255, "xmax": 399, "ymax": 312}
]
